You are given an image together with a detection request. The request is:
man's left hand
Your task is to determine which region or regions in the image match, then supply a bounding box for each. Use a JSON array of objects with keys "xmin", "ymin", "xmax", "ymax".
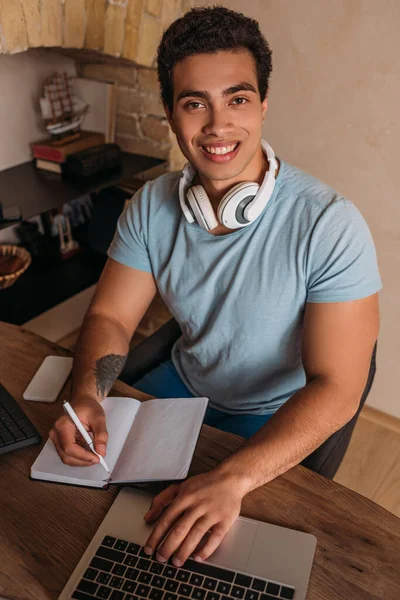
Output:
[{"xmin": 143, "ymin": 470, "xmax": 247, "ymax": 566}]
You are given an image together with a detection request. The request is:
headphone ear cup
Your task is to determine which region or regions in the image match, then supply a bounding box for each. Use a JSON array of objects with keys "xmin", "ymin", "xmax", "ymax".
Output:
[
  {"xmin": 218, "ymin": 182, "xmax": 259, "ymax": 229},
  {"xmin": 187, "ymin": 185, "xmax": 219, "ymax": 231}
]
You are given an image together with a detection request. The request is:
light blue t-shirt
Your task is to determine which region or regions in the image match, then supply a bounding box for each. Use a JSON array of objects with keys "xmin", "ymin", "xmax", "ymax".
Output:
[{"xmin": 108, "ymin": 159, "xmax": 382, "ymax": 415}]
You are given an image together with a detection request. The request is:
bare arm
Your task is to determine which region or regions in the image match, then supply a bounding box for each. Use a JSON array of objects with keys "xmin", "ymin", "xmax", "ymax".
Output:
[
  {"xmin": 71, "ymin": 257, "xmax": 157, "ymax": 404},
  {"xmin": 49, "ymin": 257, "xmax": 157, "ymax": 466},
  {"xmin": 142, "ymin": 293, "xmax": 380, "ymax": 565},
  {"xmin": 215, "ymin": 292, "xmax": 380, "ymax": 491}
]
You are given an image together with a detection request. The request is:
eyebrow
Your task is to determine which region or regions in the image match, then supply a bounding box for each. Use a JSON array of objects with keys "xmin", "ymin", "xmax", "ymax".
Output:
[{"xmin": 176, "ymin": 81, "xmax": 257, "ymax": 103}]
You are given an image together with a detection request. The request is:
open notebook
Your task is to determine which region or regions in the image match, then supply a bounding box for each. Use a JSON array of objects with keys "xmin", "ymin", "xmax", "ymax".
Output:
[{"xmin": 31, "ymin": 396, "xmax": 208, "ymax": 488}]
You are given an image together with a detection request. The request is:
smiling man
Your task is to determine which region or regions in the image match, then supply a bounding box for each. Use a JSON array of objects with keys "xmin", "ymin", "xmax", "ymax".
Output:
[{"xmin": 50, "ymin": 6, "xmax": 381, "ymax": 569}]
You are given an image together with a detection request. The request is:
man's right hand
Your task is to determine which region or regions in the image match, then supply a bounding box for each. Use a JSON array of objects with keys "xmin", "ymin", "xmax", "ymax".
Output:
[{"xmin": 49, "ymin": 398, "xmax": 108, "ymax": 467}]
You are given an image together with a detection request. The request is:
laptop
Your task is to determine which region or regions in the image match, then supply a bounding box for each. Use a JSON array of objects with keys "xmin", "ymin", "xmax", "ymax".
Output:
[{"xmin": 59, "ymin": 487, "xmax": 316, "ymax": 600}]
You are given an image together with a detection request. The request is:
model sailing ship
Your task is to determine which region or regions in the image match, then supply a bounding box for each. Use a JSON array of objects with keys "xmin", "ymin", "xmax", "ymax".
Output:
[{"xmin": 39, "ymin": 72, "xmax": 88, "ymax": 141}]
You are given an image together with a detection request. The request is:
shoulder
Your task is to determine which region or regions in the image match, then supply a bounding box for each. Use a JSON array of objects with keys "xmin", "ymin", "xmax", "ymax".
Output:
[
  {"xmin": 123, "ymin": 169, "xmax": 182, "ymax": 221},
  {"xmin": 142, "ymin": 170, "xmax": 182, "ymax": 201},
  {"xmin": 277, "ymin": 160, "xmax": 369, "ymax": 233},
  {"xmin": 279, "ymin": 160, "xmax": 346, "ymax": 211}
]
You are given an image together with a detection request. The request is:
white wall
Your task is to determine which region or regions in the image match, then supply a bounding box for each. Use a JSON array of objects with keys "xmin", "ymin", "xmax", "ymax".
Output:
[
  {"xmin": 195, "ymin": 0, "xmax": 400, "ymax": 418},
  {"xmin": 0, "ymin": 49, "xmax": 76, "ymax": 170}
]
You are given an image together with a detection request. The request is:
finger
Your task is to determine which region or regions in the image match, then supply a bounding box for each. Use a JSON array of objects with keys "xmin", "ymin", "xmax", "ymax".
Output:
[
  {"xmin": 92, "ymin": 414, "xmax": 108, "ymax": 456},
  {"xmin": 170, "ymin": 516, "xmax": 214, "ymax": 566},
  {"xmin": 144, "ymin": 484, "xmax": 180, "ymax": 523},
  {"xmin": 52, "ymin": 420, "xmax": 98, "ymax": 463},
  {"xmin": 151, "ymin": 509, "xmax": 202, "ymax": 565},
  {"xmin": 144, "ymin": 499, "xmax": 189, "ymax": 559},
  {"xmin": 49, "ymin": 430, "xmax": 97, "ymax": 467},
  {"xmin": 192, "ymin": 523, "xmax": 230, "ymax": 562}
]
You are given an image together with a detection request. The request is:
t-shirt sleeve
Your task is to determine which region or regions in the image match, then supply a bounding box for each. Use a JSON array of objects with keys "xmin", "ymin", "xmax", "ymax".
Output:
[
  {"xmin": 306, "ymin": 198, "xmax": 382, "ymax": 302},
  {"xmin": 107, "ymin": 182, "xmax": 152, "ymax": 273}
]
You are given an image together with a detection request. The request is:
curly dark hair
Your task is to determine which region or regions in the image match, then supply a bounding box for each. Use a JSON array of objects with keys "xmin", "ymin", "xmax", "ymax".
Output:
[{"xmin": 156, "ymin": 5, "xmax": 273, "ymax": 114}]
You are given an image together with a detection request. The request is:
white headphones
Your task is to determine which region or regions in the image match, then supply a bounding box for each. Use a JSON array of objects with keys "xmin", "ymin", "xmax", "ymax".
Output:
[{"xmin": 178, "ymin": 139, "xmax": 278, "ymax": 231}]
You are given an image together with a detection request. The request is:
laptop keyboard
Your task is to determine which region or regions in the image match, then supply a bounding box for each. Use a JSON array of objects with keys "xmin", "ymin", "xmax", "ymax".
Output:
[
  {"xmin": 71, "ymin": 537, "xmax": 295, "ymax": 600},
  {"xmin": 0, "ymin": 382, "xmax": 41, "ymax": 454}
]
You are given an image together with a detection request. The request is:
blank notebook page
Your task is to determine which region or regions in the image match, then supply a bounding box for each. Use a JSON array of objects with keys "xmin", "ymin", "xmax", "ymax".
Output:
[{"xmin": 111, "ymin": 397, "xmax": 208, "ymax": 482}]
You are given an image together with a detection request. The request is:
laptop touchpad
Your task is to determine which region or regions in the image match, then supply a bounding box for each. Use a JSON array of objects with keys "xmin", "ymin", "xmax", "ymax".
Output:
[{"xmin": 205, "ymin": 517, "xmax": 258, "ymax": 571}]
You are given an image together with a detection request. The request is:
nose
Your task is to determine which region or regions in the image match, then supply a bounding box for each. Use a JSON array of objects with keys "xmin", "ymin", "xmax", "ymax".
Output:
[{"xmin": 201, "ymin": 106, "xmax": 234, "ymax": 138}]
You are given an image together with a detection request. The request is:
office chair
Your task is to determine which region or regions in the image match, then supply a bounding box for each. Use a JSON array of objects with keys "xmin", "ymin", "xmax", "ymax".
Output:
[{"xmin": 119, "ymin": 318, "xmax": 377, "ymax": 480}]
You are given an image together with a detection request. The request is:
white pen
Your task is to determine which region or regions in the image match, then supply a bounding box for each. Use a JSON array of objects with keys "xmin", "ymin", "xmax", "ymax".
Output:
[{"xmin": 63, "ymin": 401, "xmax": 110, "ymax": 474}]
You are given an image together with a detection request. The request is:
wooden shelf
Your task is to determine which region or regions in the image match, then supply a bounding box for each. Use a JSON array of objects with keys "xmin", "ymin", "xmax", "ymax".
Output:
[{"xmin": 0, "ymin": 152, "xmax": 164, "ymax": 230}]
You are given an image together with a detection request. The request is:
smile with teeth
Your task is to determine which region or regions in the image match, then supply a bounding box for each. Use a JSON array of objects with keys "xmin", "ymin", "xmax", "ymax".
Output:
[{"xmin": 202, "ymin": 142, "xmax": 239, "ymax": 155}]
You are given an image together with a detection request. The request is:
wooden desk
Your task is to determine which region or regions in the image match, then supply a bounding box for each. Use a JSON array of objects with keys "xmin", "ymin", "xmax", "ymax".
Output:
[{"xmin": 0, "ymin": 321, "xmax": 399, "ymax": 600}]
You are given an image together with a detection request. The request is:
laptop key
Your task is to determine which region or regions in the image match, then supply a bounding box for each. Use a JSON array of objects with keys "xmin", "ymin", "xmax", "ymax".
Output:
[
  {"xmin": 110, "ymin": 591, "xmax": 124, "ymax": 600},
  {"xmin": 77, "ymin": 579, "xmax": 98, "ymax": 594},
  {"xmin": 245, "ymin": 590, "xmax": 259, "ymax": 600},
  {"xmin": 97, "ymin": 572, "xmax": 111, "ymax": 585},
  {"xmin": 126, "ymin": 568, "xmax": 140, "ymax": 580},
  {"xmin": 204, "ymin": 578, "xmax": 217, "ymax": 591},
  {"xmin": 234, "ymin": 575, "xmax": 252, "ymax": 588},
  {"xmin": 139, "ymin": 572, "xmax": 153, "ymax": 584},
  {"xmin": 83, "ymin": 568, "xmax": 98, "ymax": 581},
  {"xmin": 183, "ymin": 561, "xmax": 235, "ymax": 583},
  {"xmin": 137, "ymin": 584, "xmax": 151, "ymax": 597},
  {"xmin": 138, "ymin": 558, "xmax": 151, "ymax": 570},
  {"xmin": 205, "ymin": 592, "xmax": 220, "ymax": 600},
  {"xmin": 96, "ymin": 546, "xmax": 125, "ymax": 563},
  {"xmin": 125, "ymin": 554, "xmax": 139, "ymax": 567},
  {"xmin": 261, "ymin": 595, "xmax": 280, "ymax": 600},
  {"xmin": 149, "ymin": 588, "xmax": 164, "ymax": 600},
  {"xmin": 152, "ymin": 576, "xmax": 166, "ymax": 588},
  {"xmin": 127, "ymin": 542, "xmax": 141, "ymax": 555},
  {"xmin": 112, "ymin": 564, "xmax": 126, "ymax": 576},
  {"xmin": 251, "ymin": 580, "xmax": 265, "ymax": 592},
  {"xmin": 114, "ymin": 539, "xmax": 129, "ymax": 551},
  {"xmin": 216, "ymin": 583, "xmax": 230, "ymax": 595},
  {"xmin": 123, "ymin": 580, "xmax": 138, "ymax": 593},
  {"xmin": 21, "ymin": 424, "xmax": 36, "ymax": 438},
  {"xmin": 164, "ymin": 594, "xmax": 178, "ymax": 600},
  {"xmin": 176, "ymin": 570, "xmax": 190, "ymax": 582},
  {"xmin": 192, "ymin": 589, "xmax": 206, "ymax": 600},
  {"xmin": 163, "ymin": 566, "xmax": 177, "ymax": 578},
  {"xmin": 90, "ymin": 557, "xmax": 114, "ymax": 572},
  {"xmin": 178, "ymin": 583, "xmax": 192, "ymax": 597},
  {"xmin": 265, "ymin": 583, "xmax": 280, "ymax": 597},
  {"xmin": 102, "ymin": 536, "xmax": 116, "ymax": 547},
  {"xmin": 279, "ymin": 588, "xmax": 294, "ymax": 600},
  {"xmin": 97, "ymin": 586, "xmax": 112, "ymax": 599},
  {"xmin": 190, "ymin": 575, "xmax": 204, "ymax": 587},
  {"xmin": 150, "ymin": 562, "xmax": 164, "ymax": 574},
  {"xmin": 231, "ymin": 587, "xmax": 245, "ymax": 599},
  {"xmin": 109, "ymin": 576, "xmax": 123, "ymax": 589},
  {"xmin": 165, "ymin": 580, "xmax": 179, "ymax": 592}
]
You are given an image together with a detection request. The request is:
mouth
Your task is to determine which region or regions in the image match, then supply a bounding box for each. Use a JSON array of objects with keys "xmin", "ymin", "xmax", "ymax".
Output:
[{"xmin": 200, "ymin": 142, "xmax": 241, "ymax": 163}]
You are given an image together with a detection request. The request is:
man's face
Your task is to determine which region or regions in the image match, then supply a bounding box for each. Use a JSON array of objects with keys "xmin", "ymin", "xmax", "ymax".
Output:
[{"xmin": 164, "ymin": 50, "xmax": 268, "ymax": 184}]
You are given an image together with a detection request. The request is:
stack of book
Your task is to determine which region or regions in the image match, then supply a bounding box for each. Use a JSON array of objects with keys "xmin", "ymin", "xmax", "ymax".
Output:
[{"xmin": 32, "ymin": 131, "xmax": 105, "ymax": 174}]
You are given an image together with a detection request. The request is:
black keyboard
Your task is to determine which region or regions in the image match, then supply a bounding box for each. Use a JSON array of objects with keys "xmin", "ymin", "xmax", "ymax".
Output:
[
  {"xmin": 71, "ymin": 537, "xmax": 295, "ymax": 600},
  {"xmin": 0, "ymin": 382, "xmax": 41, "ymax": 454}
]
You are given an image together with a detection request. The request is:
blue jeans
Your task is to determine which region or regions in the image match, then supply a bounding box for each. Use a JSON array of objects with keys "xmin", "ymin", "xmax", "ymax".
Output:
[{"xmin": 133, "ymin": 359, "xmax": 273, "ymax": 439}]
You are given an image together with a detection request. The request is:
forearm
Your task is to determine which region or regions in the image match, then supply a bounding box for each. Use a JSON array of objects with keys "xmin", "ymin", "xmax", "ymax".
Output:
[
  {"xmin": 215, "ymin": 377, "xmax": 359, "ymax": 494},
  {"xmin": 71, "ymin": 313, "xmax": 131, "ymax": 405}
]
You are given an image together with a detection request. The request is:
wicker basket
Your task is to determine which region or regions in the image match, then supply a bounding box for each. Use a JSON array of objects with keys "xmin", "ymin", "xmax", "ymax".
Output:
[{"xmin": 0, "ymin": 245, "xmax": 32, "ymax": 290}]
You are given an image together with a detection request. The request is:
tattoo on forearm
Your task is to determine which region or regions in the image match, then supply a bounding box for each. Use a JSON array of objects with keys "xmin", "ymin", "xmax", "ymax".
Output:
[{"xmin": 94, "ymin": 354, "xmax": 127, "ymax": 397}]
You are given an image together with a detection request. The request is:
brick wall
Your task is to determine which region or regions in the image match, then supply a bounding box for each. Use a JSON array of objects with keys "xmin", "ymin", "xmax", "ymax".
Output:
[{"xmin": 0, "ymin": 0, "xmax": 193, "ymax": 171}]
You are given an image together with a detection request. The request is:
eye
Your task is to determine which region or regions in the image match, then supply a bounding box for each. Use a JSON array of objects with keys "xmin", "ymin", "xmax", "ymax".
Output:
[
  {"xmin": 186, "ymin": 101, "xmax": 204, "ymax": 110},
  {"xmin": 232, "ymin": 97, "xmax": 248, "ymax": 105}
]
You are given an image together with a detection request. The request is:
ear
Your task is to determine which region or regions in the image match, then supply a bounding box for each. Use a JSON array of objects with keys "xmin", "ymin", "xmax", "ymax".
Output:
[
  {"xmin": 261, "ymin": 95, "xmax": 268, "ymax": 121},
  {"xmin": 163, "ymin": 102, "xmax": 176, "ymax": 134}
]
